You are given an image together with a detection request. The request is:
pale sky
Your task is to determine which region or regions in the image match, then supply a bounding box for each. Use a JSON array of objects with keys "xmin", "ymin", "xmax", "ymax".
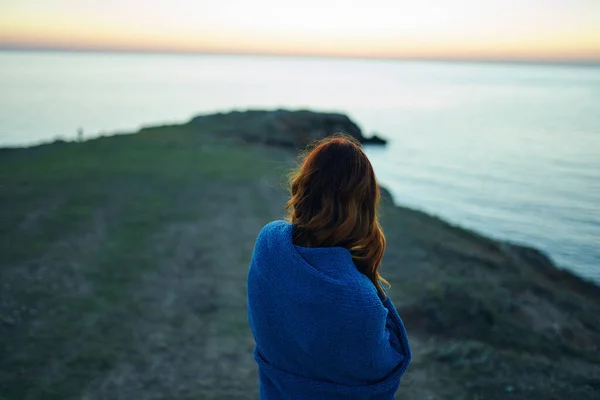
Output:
[{"xmin": 1, "ymin": 0, "xmax": 599, "ymax": 60}]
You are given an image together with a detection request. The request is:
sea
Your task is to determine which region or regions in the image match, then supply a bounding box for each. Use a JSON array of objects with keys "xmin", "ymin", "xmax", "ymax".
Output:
[{"xmin": 1, "ymin": 50, "xmax": 599, "ymax": 284}]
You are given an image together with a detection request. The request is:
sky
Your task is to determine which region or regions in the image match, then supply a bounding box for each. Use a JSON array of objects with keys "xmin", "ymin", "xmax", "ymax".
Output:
[{"xmin": 1, "ymin": 0, "xmax": 599, "ymax": 61}]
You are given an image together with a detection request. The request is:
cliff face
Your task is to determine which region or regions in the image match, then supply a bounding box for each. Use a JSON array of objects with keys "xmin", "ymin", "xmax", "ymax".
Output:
[{"xmin": 0, "ymin": 110, "xmax": 599, "ymax": 400}]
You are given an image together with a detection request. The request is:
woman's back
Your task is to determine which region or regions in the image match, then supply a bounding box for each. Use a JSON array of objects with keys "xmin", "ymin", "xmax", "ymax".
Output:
[{"xmin": 247, "ymin": 136, "xmax": 411, "ymax": 399}]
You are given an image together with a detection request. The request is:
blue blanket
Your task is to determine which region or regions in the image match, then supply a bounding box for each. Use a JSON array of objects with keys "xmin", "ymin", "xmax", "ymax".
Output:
[{"xmin": 247, "ymin": 220, "xmax": 411, "ymax": 399}]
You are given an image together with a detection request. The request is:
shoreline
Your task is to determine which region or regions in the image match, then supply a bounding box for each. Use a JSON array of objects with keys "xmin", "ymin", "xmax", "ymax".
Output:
[
  {"xmin": 380, "ymin": 190, "xmax": 599, "ymax": 288},
  {"xmin": 2, "ymin": 111, "xmax": 596, "ymax": 288}
]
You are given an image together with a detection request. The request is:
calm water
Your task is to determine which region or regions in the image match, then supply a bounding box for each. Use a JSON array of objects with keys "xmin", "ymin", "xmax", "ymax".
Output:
[{"xmin": 1, "ymin": 51, "xmax": 599, "ymax": 283}]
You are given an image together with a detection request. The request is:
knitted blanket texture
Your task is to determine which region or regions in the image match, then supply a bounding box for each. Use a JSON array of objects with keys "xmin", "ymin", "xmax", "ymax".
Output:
[{"xmin": 247, "ymin": 220, "xmax": 411, "ymax": 399}]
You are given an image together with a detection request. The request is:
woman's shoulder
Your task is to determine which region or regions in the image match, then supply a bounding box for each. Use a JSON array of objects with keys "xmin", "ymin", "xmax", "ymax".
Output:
[
  {"xmin": 257, "ymin": 220, "xmax": 290, "ymax": 239},
  {"xmin": 253, "ymin": 220, "xmax": 290, "ymax": 247}
]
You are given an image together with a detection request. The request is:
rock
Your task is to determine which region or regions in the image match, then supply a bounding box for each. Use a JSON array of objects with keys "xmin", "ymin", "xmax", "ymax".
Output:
[
  {"xmin": 190, "ymin": 109, "xmax": 385, "ymax": 149},
  {"xmin": 361, "ymin": 133, "xmax": 388, "ymax": 145},
  {"xmin": 500, "ymin": 242, "xmax": 600, "ymax": 299},
  {"xmin": 379, "ymin": 186, "xmax": 394, "ymax": 204},
  {"xmin": 500, "ymin": 243, "xmax": 555, "ymax": 270}
]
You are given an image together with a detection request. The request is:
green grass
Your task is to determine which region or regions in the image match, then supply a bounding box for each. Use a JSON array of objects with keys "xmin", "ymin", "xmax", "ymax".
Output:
[
  {"xmin": 1, "ymin": 138, "xmax": 272, "ymax": 183},
  {"xmin": 0, "ymin": 126, "xmax": 287, "ymax": 399}
]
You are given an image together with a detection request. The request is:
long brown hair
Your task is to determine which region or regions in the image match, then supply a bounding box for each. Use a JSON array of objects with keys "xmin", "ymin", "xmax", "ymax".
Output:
[{"xmin": 285, "ymin": 134, "xmax": 389, "ymax": 296}]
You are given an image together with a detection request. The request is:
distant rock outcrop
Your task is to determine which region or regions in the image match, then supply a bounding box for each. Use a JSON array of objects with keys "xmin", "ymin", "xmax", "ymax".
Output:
[
  {"xmin": 190, "ymin": 109, "xmax": 387, "ymax": 148},
  {"xmin": 361, "ymin": 133, "xmax": 387, "ymax": 145}
]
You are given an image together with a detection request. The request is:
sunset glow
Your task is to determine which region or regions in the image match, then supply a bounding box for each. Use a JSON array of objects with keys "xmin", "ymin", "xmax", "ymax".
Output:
[{"xmin": 1, "ymin": 0, "xmax": 599, "ymax": 61}]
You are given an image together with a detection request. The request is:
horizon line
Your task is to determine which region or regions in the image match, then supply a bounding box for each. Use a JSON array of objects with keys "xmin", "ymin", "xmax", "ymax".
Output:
[{"xmin": 2, "ymin": 44, "xmax": 600, "ymax": 67}]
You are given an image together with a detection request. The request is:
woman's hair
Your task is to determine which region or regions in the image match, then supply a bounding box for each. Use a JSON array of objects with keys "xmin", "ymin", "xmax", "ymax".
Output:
[{"xmin": 285, "ymin": 134, "xmax": 389, "ymax": 296}]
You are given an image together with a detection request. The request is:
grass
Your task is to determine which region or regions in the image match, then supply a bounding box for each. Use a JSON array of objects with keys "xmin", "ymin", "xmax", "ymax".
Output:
[{"xmin": 0, "ymin": 128, "xmax": 289, "ymax": 399}]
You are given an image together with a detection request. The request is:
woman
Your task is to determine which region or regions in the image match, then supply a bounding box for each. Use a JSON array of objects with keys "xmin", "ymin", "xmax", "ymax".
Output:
[{"xmin": 247, "ymin": 135, "xmax": 411, "ymax": 399}]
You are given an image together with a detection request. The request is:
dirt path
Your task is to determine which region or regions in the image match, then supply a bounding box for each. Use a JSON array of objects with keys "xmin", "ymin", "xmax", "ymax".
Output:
[{"xmin": 77, "ymin": 181, "xmax": 286, "ymax": 400}]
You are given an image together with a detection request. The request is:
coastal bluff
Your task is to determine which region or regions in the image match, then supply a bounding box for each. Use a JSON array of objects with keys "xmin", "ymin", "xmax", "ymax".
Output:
[
  {"xmin": 189, "ymin": 109, "xmax": 387, "ymax": 147},
  {"xmin": 1, "ymin": 110, "xmax": 599, "ymax": 400}
]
